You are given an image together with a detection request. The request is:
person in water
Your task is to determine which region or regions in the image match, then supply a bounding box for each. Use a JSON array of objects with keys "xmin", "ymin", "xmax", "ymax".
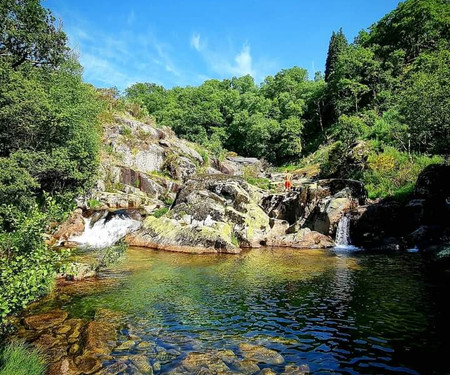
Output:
[{"xmin": 284, "ymin": 170, "xmax": 292, "ymax": 191}]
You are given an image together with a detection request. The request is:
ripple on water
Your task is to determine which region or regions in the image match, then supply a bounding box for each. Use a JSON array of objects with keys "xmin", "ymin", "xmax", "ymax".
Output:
[{"xmin": 15, "ymin": 247, "xmax": 450, "ymax": 375}]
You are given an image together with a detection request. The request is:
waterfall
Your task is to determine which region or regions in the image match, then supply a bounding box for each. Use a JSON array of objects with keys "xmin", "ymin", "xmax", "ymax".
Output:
[
  {"xmin": 69, "ymin": 210, "xmax": 141, "ymax": 248},
  {"xmin": 335, "ymin": 215, "xmax": 358, "ymax": 250}
]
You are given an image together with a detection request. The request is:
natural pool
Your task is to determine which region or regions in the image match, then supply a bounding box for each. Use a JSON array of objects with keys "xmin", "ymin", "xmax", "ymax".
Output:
[{"xmin": 21, "ymin": 247, "xmax": 450, "ymax": 375}]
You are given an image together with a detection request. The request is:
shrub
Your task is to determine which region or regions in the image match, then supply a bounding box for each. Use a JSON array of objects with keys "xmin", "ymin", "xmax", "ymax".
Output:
[
  {"xmin": 0, "ymin": 341, "xmax": 46, "ymax": 375},
  {"xmin": 363, "ymin": 147, "xmax": 444, "ymax": 199},
  {"xmin": 152, "ymin": 207, "xmax": 169, "ymax": 218},
  {"xmin": 0, "ymin": 207, "xmax": 65, "ymax": 329}
]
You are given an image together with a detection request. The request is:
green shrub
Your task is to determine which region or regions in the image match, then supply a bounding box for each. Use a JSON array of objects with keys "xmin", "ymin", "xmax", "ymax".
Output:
[
  {"xmin": 87, "ymin": 199, "xmax": 102, "ymax": 209},
  {"xmin": 0, "ymin": 207, "xmax": 65, "ymax": 329},
  {"xmin": 363, "ymin": 147, "xmax": 444, "ymax": 199},
  {"xmin": 152, "ymin": 207, "xmax": 169, "ymax": 218},
  {"xmin": 0, "ymin": 341, "xmax": 46, "ymax": 375}
]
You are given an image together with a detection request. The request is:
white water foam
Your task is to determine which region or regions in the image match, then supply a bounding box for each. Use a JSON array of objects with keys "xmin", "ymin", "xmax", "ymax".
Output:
[
  {"xmin": 69, "ymin": 213, "xmax": 141, "ymax": 248},
  {"xmin": 334, "ymin": 215, "xmax": 359, "ymax": 251}
]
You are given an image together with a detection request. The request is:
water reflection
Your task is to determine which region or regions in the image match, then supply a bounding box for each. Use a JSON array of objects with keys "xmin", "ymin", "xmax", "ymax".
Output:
[{"xmin": 25, "ymin": 247, "xmax": 450, "ymax": 374}]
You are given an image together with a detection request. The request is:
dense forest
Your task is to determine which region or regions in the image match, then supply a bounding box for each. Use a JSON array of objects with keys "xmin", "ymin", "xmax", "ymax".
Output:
[
  {"xmin": 126, "ymin": 0, "xmax": 449, "ymax": 198},
  {"xmin": 0, "ymin": 0, "xmax": 449, "ymax": 341}
]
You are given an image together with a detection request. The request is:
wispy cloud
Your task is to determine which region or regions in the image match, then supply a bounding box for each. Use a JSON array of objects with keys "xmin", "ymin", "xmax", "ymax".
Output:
[
  {"xmin": 190, "ymin": 32, "xmax": 203, "ymax": 51},
  {"xmin": 190, "ymin": 33, "xmax": 276, "ymax": 81}
]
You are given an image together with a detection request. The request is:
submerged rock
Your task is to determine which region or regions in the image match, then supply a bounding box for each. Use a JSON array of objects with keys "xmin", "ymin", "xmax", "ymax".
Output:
[
  {"xmin": 23, "ymin": 309, "xmax": 68, "ymax": 330},
  {"xmin": 239, "ymin": 343, "xmax": 284, "ymax": 365}
]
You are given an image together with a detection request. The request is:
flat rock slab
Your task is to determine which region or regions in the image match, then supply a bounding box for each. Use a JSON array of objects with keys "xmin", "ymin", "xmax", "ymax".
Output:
[
  {"xmin": 23, "ymin": 309, "xmax": 68, "ymax": 330},
  {"xmin": 239, "ymin": 343, "xmax": 284, "ymax": 365}
]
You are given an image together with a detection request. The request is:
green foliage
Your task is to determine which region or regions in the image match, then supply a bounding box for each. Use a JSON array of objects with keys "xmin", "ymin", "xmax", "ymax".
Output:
[
  {"xmin": 87, "ymin": 199, "xmax": 102, "ymax": 209},
  {"xmin": 0, "ymin": 341, "xmax": 45, "ymax": 375},
  {"xmin": 325, "ymin": 28, "xmax": 348, "ymax": 82},
  {"xmin": 363, "ymin": 147, "xmax": 444, "ymax": 199},
  {"xmin": 0, "ymin": 0, "xmax": 68, "ymax": 69},
  {"xmin": 242, "ymin": 165, "xmax": 271, "ymax": 190},
  {"xmin": 152, "ymin": 207, "xmax": 169, "ymax": 218},
  {"xmin": 0, "ymin": 206, "xmax": 65, "ymax": 325}
]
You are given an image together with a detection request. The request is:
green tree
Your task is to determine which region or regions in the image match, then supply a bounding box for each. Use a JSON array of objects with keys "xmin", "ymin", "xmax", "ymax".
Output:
[
  {"xmin": 324, "ymin": 28, "xmax": 348, "ymax": 82},
  {"xmin": 0, "ymin": 0, "xmax": 68, "ymax": 69}
]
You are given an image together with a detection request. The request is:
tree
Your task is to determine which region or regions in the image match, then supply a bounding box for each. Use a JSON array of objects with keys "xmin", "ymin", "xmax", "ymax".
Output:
[
  {"xmin": 324, "ymin": 28, "xmax": 348, "ymax": 82},
  {"xmin": 0, "ymin": 0, "xmax": 68, "ymax": 69}
]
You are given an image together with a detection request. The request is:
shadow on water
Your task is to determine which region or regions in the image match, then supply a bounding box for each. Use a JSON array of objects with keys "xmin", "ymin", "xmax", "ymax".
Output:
[{"xmin": 22, "ymin": 247, "xmax": 450, "ymax": 374}]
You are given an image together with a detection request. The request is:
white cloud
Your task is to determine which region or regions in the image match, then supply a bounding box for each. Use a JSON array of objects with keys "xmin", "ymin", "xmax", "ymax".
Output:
[
  {"xmin": 190, "ymin": 32, "xmax": 203, "ymax": 51},
  {"xmin": 232, "ymin": 44, "xmax": 253, "ymax": 76}
]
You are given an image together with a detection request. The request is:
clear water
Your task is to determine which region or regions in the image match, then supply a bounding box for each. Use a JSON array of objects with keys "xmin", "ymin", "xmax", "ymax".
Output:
[{"xmin": 30, "ymin": 247, "xmax": 450, "ymax": 374}]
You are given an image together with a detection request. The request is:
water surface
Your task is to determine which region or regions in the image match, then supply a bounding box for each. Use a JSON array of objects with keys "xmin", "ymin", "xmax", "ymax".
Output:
[{"xmin": 31, "ymin": 247, "xmax": 450, "ymax": 374}]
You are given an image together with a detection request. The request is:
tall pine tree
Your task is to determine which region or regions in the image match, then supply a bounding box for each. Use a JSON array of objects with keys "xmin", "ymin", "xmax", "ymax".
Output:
[{"xmin": 324, "ymin": 28, "xmax": 348, "ymax": 82}]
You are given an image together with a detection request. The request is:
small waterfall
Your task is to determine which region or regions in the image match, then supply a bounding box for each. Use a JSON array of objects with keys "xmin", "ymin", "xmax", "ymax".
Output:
[
  {"xmin": 69, "ymin": 210, "xmax": 141, "ymax": 248},
  {"xmin": 335, "ymin": 215, "xmax": 358, "ymax": 250}
]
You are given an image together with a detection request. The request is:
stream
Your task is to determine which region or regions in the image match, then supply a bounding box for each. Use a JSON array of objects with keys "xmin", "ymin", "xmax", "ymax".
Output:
[{"xmin": 14, "ymin": 246, "xmax": 450, "ymax": 375}]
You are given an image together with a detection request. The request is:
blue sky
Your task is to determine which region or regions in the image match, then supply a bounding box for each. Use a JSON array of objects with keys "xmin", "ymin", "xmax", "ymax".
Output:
[{"xmin": 45, "ymin": 0, "xmax": 401, "ymax": 91}]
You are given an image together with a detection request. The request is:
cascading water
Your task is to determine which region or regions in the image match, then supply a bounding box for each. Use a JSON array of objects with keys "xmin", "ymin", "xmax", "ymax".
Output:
[
  {"xmin": 335, "ymin": 215, "xmax": 359, "ymax": 250},
  {"xmin": 69, "ymin": 210, "xmax": 141, "ymax": 248}
]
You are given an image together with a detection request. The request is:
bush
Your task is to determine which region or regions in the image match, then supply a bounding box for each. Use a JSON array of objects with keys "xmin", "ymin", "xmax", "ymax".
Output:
[
  {"xmin": 152, "ymin": 207, "xmax": 169, "ymax": 218},
  {"xmin": 0, "ymin": 207, "xmax": 65, "ymax": 329},
  {"xmin": 0, "ymin": 341, "xmax": 46, "ymax": 375},
  {"xmin": 363, "ymin": 147, "xmax": 444, "ymax": 199}
]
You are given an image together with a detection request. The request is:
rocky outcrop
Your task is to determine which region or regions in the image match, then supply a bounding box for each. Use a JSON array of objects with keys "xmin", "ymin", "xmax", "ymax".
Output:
[
  {"xmin": 261, "ymin": 179, "xmax": 366, "ymax": 237},
  {"xmin": 349, "ymin": 164, "xmax": 450, "ymax": 252},
  {"xmin": 127, "ymin": 175, "xmax": 336, "ymax": 253}
]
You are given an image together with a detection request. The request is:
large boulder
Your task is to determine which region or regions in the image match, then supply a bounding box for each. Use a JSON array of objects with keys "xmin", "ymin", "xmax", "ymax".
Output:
[{"xmin": 261, "ymin": 179, "xmax": 366, "ymax": 237}]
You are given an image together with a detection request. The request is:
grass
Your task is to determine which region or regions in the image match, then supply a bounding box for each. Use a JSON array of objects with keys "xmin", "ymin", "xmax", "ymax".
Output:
[
  {"xmin": 151, "ymin": 207, "xmax": 169, "ymax": 218},
  {"xmin": 0, "ymin": 341, "xmax": 46, "ymax": 375}
]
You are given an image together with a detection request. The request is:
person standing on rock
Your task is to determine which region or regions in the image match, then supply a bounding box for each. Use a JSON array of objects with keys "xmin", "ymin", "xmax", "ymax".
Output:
[{"xmin": 284, "ymin": 170, "xmax": 292, "ymax": 191}]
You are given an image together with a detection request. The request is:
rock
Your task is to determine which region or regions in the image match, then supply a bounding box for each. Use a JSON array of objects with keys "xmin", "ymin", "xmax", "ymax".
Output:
[
  {"xmin": 66, "ymin": 319, "xmax": 85, "ymax": 344},
  {"xmin": 266, "ymin": 228, "xmax": 334, "ymax": 249},
  {"xmin": 137, "ymin": 341, "xmax": 154, "ymax": 350},
  {"xmin": 120, "ymin": 167, "xmax": 165, "ymax": 197},
  {"xmin": 64, "ymin": 262, "xmax": 96, "ymax": 281},
  {"xmin": 232, "ymin": 358, "xmax": 260, "ymax": 374},
  {"xmin": 181, "ymin": 352, "xmax": 230, "ymax": 373},
  {"xmin": 115, "ymin": 340, "xmax": 135, "ymax": 351},
  {"xmin": 53, "ymin": 209, "xmax": 85, "ymax": 241},
  {"xmin": 69, "ymin": 343, "xmax": 80, "ymax": 355},
  {"xmin": 96, "ymin": 360, "xmax": 128, "ymax": 375},
  {"xmin": 258, "ymin": 369, "xmax": 277, "ymax": 375},
  {"xmin": 130, "ymin": 354, "xmax": 153, "ymax": 373},
  {"xmin": 282, "ymin": 364, "xmax": 310, "ymax": 374},
  {"xmin": 239, "ymin": 343, "xmax": 284, "ymax": 365},
  {"xmin": 84, "ymin": 321, "xmax": 117, "ymax": 355},
  {"xmin": 48, "ymin": 358, "xmax": 80, "ymax": 375},
  {"xmin": 94, "ymin": 308, "xmax": 123, "ymax": 325},
  {"xmin": 23, "ymin": 309, "xmax": 68, "ymax": 330},
  {"xmin": 32, "ymin": 333, "xmax": 63, "ymax": 351},
  {"xmin": 74, "ymin": 354, "xmax": 102, "ymax": 374},
  {"xmin": 127, "ymin": 175, "xmax": 271, "ymax": 252},
  {"xmin": 415, "ymin": 164, "xmax": 450, "ymax": 201},
  {"xmin": 153, "ymin": 361, "xmax": 161, "ymax": 372}
]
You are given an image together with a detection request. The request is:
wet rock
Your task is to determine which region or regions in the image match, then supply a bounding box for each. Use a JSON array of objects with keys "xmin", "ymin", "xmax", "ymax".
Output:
[
  {"xmin": 239, "ymin": 343, "xmax": 284, "ymax": 365},
  {"xmin": 282, "ymin": 364, "xmax": 310, "ymax": 374},
  {"xmin": 53, "ymin": 209, "xmax": 85, "ymax": 242},
  {"xmin": 266, "ymin": 228, "xmax": 334, "ymax": 249},
  {"xmin": 74, "ymin": 354, "xmax": 102, "ymax": 374},
  {"xmin": 56, "ymin": 324, "xmax": 72, "ymax": 334},
  {"xmin": 258, "ymin": 369, "xmax": 277, "ymax": 375},
  {"xmin": 33, "ymin": 333, "xmax": 64, "ymax": 351},
  {"xmin": 153, "ymin": 361, "xmax": 161, "ymax": 372},
  {"xmin": 96, "ymin": 360, "xmax": 128, "ymax": 375},
  {"xmin": 95, "ymin": 308, "xmax": 123, "ymax": 325},
  {"xmin": 216, "ymin": 349, "xmax": 236, "ymax": 364},
  {"xmin": 66, "ymin": 319, "xmax": 85, "ymax": 344},
  {"xmin": 23, "ymin": 309, "xmax": 68, "ymax": 330},
  {"xmin": 48, "ymin": 357, "xmax": 80, "ymax": 375},
  {"xmin": 181, "ymin": 352, "xmax": 231, "ymax": 373},
  {"xmin": 136, "ymin": 341, "xmax": 154, "ymax": 350},
  {"xmin": 115, "ymin": 340, "xmax": 136, "ymax": 351},
  {"xmin": 130, "ymin": 354, "xmax": 153, "ymax": 373},
  {"xmin": 45, "ymin": 345, "xmax": 68, "ymax": 363},
  {"xmin": 232, "ymin": 358, "xmax": 260, "ymax": 374},
  {"xmin": 84, "ymin": 321, "xmax": 117, "ymax": 355},
  {"xmin": 69, "ymin": 343, "xmax": 80, "ymax": 355}
]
